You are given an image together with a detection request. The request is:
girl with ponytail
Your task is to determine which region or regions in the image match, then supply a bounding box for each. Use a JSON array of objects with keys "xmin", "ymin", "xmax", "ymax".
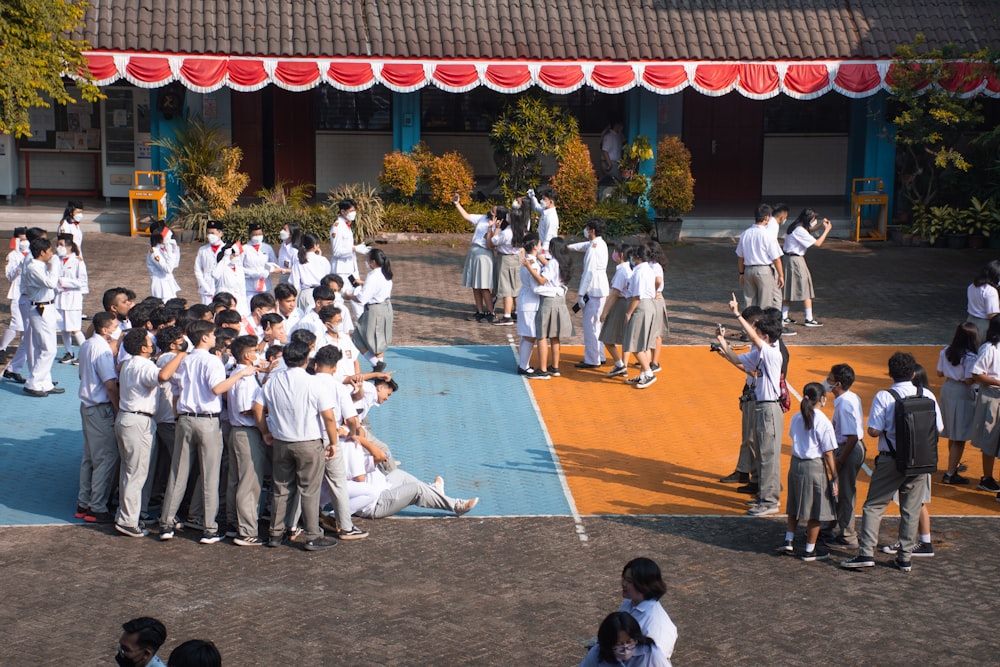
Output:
[
  {"xmin": 780, "ymin": 381, "xmax": 838, "ymax": 561},
  {"xmin": 348, "ymin": 248, "xmax": 394, "ymax": 372}
]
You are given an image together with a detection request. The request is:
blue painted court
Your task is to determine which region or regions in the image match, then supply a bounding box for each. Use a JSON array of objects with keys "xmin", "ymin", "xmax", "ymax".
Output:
[{"xmin": 0, "ymin": 345, "xmax": 575, "ymax": 526}]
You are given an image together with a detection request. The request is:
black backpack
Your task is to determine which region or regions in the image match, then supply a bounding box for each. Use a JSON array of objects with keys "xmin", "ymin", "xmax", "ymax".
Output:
[{"xmin": 885, "ymin": 388, "xmax": 940, "ymax": 475}]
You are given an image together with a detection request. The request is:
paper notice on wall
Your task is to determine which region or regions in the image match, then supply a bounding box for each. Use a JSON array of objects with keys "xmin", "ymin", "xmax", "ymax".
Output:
[
  {"xmin": 56, "ymin": 132, "xmax": 74, "ymax": 150},
  {"xmin": 86, "ymin": 128, "xmax": 101, "ymax": 150},
  {"xmin": 28, "ymin": 106, "xmax": 55, "ymax": 132},
  {"xmin": 113, "ymin": 109, "xmax": 129, "ymax": 128},
  {"xmin": 74, "ymin": 133, "xmax": 88, "ymax": 150}
]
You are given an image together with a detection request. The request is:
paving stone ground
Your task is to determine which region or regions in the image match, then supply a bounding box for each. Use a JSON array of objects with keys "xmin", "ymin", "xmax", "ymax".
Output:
[{"xmin": 1, "ymin": 230, "xmax": 998, "ymax": 664}]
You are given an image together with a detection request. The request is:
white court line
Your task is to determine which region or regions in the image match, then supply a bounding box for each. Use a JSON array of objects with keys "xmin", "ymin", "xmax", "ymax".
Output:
[{"xmin": 507, "ymin": 336, "xmax": 589, "ymax": 542}]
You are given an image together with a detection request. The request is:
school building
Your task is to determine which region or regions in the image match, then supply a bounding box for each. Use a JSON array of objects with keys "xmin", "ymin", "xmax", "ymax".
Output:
[{"xmin": 0, "ymin": 0, "xmax": 998, "ymax": 229}]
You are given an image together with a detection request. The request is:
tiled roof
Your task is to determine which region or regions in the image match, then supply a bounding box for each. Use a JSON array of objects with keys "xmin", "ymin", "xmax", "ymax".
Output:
[{"xmin": 79, "ymin": 0, "xmax": 1000, "ymax": 61}]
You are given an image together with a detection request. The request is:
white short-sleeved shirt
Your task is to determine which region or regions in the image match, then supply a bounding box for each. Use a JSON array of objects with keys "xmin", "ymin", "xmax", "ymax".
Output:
[
  {"xmin": 490, "ymin": 226, "xmax": 517, "ymax": 255},
  {"xmin": 627, "ymin": 261, "xmax": 656, "ymax": 300},
  {"xmin": 292, "ymin": 252, "xmax": 332, "ymax": 291},
  {"xmin": 618, "ymin": 598, "xmax": 677, "ymax": 660},
  {"xmin": 967, "ymin": 283, "xmax": 1000, "ymax": 319},
  {"xmin": 78, "ymin": 335, "xmax": 117, "ymax": 406},
  {"xmin": 345, "ymin": 442, "xmax": 389, "ymax": 515},
  {"xmin": 154, "ymin": 352, "xmax": 178, "ymax": 424},
  {"xmin": 534, "ymin": 257, "xmax": 566, "ymax": 297},
  {"xmin": 118, "ymin": 355, "xmax": 161, "ymax": 414},
  {"xmin": 354, "ymin": 268, "xmax": 392, "ymax": 305},
  {"xmin": 832, "ymin": 390, "xmax": 864, "ymax": 445},
  {"xmin": 567, "ymin": 237, "xmax": 610, "ymax": 298},
  {"xmin": 319, "ymin": 332, "xmax": 360, "ymax": 378},
  {"xmin": 972, "ymin": 342, "xmax": 1000, "ymax": 379},
  {"xmin": 516, "ymin": 257, "xmax": 541, "ymax": 312},
  {"xmin": 938, "ymin": 347, "xmax": 975, "ymax": 382},
  {"xmin": 736, "ymin": 224, "xmax": 783, "ymax": 266},
  {"xmin": 789, "ymin": 410, "xmax": 838, "ymax": 459},
  {"xmin": 737, "ymin": 341, "xmax": 782, "ymax": 401},
  {"xmin": 782, "ymin": 225, "xmax": 817, "ymax": 256},
  {"xmin": 469, "ymin": 215, "xmax": 491, "ymax": 248},
  {"xmin": 353, "ymin": 381, "xmax": 379, "ymax": 421},
  {"xmin": 173, "ymin": 349, "xmax": 227, "ymax": 414},
  {"xmin": 579, "ymin": 643, "xmax": 671, "ymax": 667},
  {"xmin": 867, "ymin": 381, "xmax": 944, "ymax": 453},
  {"xmin": 227, "ymin": 364, "xmax": 260, "ymax": 427},
  {"xmin": 610, "ymin": 262, "xmax": 633, "ymax": 295},
  {"xmin": 257, "ymin": 366, "xmax": 333, "ymax": 442}
]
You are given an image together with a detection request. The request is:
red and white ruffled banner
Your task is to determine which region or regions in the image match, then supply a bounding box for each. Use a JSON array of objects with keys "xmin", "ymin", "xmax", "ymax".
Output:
[{"xmin": 79, "ymin": 53, "xmax": 1000, "ymax": 99}]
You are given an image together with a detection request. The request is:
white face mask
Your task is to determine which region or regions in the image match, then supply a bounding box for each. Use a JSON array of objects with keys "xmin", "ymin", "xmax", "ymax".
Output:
[
  {"xmin": 73, "ymin": 212, "xmax": 83, "ymax": 223},
  {"xmin": 346, "ymin": 211, "xmax": 357, "ymax": 222},
  {"xmin": 207, "ymin": 233, "xmax": 221, "ymax": 245},
  {"xmin": 56, "ymin": 246, "xmax": 68, "ymax": 257},
  {"xmin": 279, "ymin": 230, "xmax": 290, "ymax": 241},
  {"xmin": 250, "ymin": 235, "xmax": 264, "ymax": 245},
  {"xmin": 18, "ymin": 240, "xmax": 29, "ymax": 253}
]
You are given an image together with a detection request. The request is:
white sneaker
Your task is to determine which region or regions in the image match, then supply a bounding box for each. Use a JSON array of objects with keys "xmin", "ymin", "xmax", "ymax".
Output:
[
  {"xmin": 433, "ymin": 476, "xmax": 444, "ymax": 494},
  {"xmin": 454, "ymin": 497, "xmax": 479, "ymax": 516},
  {"xmin": 747, "ymin": 505, "xmax": 779, "ymax": 517}
]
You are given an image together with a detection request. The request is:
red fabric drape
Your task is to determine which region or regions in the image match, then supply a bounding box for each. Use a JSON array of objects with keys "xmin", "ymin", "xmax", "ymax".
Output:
[
  {"xmin": 226, "ymin": 60, "xmax": 269, "ymax": 88},
  {"xmin": 84, "ymin": 55, "xmax": 118, "ymax": 81},
  {"xmin": 641, "ymin": 65, "xmax": 687, "ymax": 91},
  {"xmin": 432, "ymin": 64, "xmax": 479, "ymax": 89},
  {"xmin": 538, "ymin": 65, "xmax": 584, "ymax": 90},
  {"xmin": 179, "ymin": 59, "xmax": 228, "ymax": 89},
  {"xmin": 738, "ymin": 63, "xmax": 779, "ymax": 96},
  {"xmin": 484, "ymin": 64, "xmax": 532, "ymax": 90},
  {"xmin": 125, "ymin": 57, "xmax": 172, "ymax": 84},
  {"xmin": 693, "ymin": 64, "xmax": 739, "ymax": 91},
  {"xmin": 327, "ymin": 62, "xmax": 376, "ymax": 87},
  {"xmin": 274, "ymin": 61, "xmax": 321, "ymax": 87},
  {"xmin": 834, "ymin": 63, "xmax": 882, "ymax": 93},
  {"xmin": 783, "ymin": 64, "xmax": 831, "ymax": 95},
  {"xmin": 590, "ymin": 64, "xmax": 635, "ymax": 90},
  {"xmin": 380, "ymin": 63, "xmax": 426, "ymax": 88}
]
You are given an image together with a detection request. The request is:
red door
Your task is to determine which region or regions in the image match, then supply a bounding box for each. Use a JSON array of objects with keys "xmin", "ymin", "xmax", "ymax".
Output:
[
  {"xmin": 682, "ymin": 90, "xmax": 764, "ymax": 201},
  {"xmin": 230, "ymin": 91, "xmax": 265, "ymax": 194},
  {"xmin": 272, "ymin": 89, "xmax": 316, "ymax": 187}
]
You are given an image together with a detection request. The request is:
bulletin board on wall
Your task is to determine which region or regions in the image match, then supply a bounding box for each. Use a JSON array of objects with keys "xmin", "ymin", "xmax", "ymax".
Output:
[{"xmin": 16, "ymin": 98, "xmax": 102, "ymax": 151}]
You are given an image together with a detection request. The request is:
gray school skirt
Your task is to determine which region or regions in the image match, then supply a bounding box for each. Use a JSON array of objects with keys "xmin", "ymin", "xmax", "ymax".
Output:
[
  {"xmin": 786, "ymin": 456, "xmax": 836, "ymax": 522},
  {"xmin": 494, "ymin": 253, "xmax": 521, "ymax": 298},
  {"xmin": 598, "ymin": 299, "xmax": 629, "ymax": 345},
  {"xmin": 623, "ymin": 299, "xmax": 658, "ymax": 353},
  {"xmin": 462, "ymin": 245, "xmax": 494, "ymax": 290},
  {"xmin": 940, "ymin": 378, "xmax": 976, "ymax": 441},
  {"xmin": 782, "ymin": 255, "xmax": 814, "ymax": 301},
  {"xmin": 654, "ymin": 297, "xmax": 669, "ymax": 338},
  {"xmin": 536, "ymin": 296, "xmax": 574, "ymax": 338},
  {"xmin": 967, "ymin": 315, "xmax": 991, "ymax": 341},
  {"xmin": 351, "ymin": 301, "xmax": 393, "ymax": 355},
  {"xmin": 971, "ymin": 384, "xmax": 1000, "ymax": 457}
]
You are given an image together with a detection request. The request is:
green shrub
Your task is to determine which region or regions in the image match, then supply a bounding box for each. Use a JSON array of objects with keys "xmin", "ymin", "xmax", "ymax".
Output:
[
  {"xmin": 589, "ymin": 199, "xmax": 651, "ymax": 239},
  {"xmin": 382, "ymin": 203, "xmax": 474, "ymax": 234},
  {"xmin": 379, "ymin": 151, "xmax": 419, "ymax": 200},
  {"xmin": 648, "ymin": 135, "xmax": 695, "ymax": 218},
  {"xmin": 221, "ymin": 202, "xmax": 337, "ymax": 245},
  {"xmin": 549, "ymin": 137, "xmax": 597, "ymax": 226}
]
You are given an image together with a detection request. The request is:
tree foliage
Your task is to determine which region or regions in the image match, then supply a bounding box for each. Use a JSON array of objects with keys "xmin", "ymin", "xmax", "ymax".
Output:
[
  {"xmin": 888, "ymin": 35, "xmax": 999, "ymax": 211},
  {"xmin": 0, "ymin": 0, "xmax": 102, "ymax": 137},
  {"xmin": 489, "ymin": 96, "xmax": 579, "ymax": 201}
]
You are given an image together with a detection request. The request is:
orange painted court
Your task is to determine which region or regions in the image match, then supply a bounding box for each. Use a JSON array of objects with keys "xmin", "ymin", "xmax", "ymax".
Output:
[{"xmin": 535, "ymin": 345, "xmax": 999, "ymax": 517}]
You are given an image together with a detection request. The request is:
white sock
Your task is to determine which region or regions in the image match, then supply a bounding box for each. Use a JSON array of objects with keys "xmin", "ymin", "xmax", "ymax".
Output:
[
  {"xmin": 781, "ymin": 306, "xmax": 789, "ymax": 318},
  {"xmin": 805, "ymin": 308, "xmax": 813, "ymax": 320},
  {"xmin": 73, "ymin": 331, "xmax": 85, "ymax": 346},
  {"xmin": 920, "ymin": 533, "xmax": 931, "ymax": 543},
  {"xmin": 614, "ymin": 360, "xmax": 625, "ymax": 369},
  {"xmin": 519, "ymin": 339, "xmax": 534, "ymax": 370},
  {"xmin": 0, "ymin": 327, "xmax": 16, "ymax": 350},
  {"xmin": 61, "ymin": 331, "xmax": 73, "ymax": 352},
  {"xmin": 804, "ymin": 542, "xmax": 815, "ymax": 553},
  {"xmin": 785, "ymin": 531, "xmax": 794, "ymax": 542},
  {"xmin": 363, "ymin": 351, "xmax": 377, "ymax": 364}
]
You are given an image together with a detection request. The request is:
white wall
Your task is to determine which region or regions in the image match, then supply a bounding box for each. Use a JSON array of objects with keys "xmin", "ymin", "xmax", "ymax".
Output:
[
  {"xmin": 761, "ymin": 134, "xmax": 849, "ymax": 197},
  {"xmin": 315, "ymin": 133, "xmax": 393, "ymax": 193}
]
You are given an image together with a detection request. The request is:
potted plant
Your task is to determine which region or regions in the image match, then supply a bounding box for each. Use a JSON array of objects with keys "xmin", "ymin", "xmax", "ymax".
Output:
[
  {"xmin": 932, "ymin": 205, "xmax": 967, "ymax": 249},
  {"xmin": 963, "ymin": 197, "xmax": 996, "ymax": 250},
  {"xmin": 647, "ymin": 135, "xmax": 695, "ymax": 243}
]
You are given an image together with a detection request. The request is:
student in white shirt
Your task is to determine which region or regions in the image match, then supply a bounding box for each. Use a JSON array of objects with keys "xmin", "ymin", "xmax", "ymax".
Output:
[
  {"xmin": 599, "ymin": 243, "xmax": 634, "ymax": 378},
  {"xmin": 55, "ymin": 234, "xmax": 88, "ymax": 365},
  {"xmin": 275, "ymin": 222, "xmax": 301, "ymax": 284},
  {"xmin": 622, "ymin": 244, "xmax": 658, "ymax": 388},
  {"xmin": 329, "ymin": 199, "xmax": 363, "ymax": 285},
  {"xmin": 937, "ymin": 323, "xmax": 980, "ymax": 485},
  {"xmin": 823, "ymin": 363, "xmax": 866, "ymax": 549},
  {"xmin": 780, "ymin": 209, "xmax": 832, "ymax": 328},
  {"xmin": 226, "ymin": 335, "xmax": 268, "ymax": 546},
  {"xmin": 146, "ymin": 222, "xmax": 181, "ymax": 301},
  {"xmin": 290, "ymin": 285, "xmax": 337, "ymax": 343},
  {"xmin": 212, "ymin": 241, "xmax": 249, "ymax": 317},
  {"xmin": 194, "ymin": 221, "xmax": 226, "ymax": 305},
  {"xmin": 842, "ymin": 352, "xmax": 943, "ymax": 571},
  {"xmin": 618, "ymin": 558, "xmax": 677, "ymax": 661},
  {"xmin": 528, "ymin": 187, "xmax": 559, "ymax": 253},
  {"xmin": 21, "ymin": 238, "xmax": 63, "ymax": 396},
  {"xmin": 114, "ymin": 329, "xmax": 186, "ymax": 538},
  {"xmin": 57, "ymin": 200, "xmax": 84, "ymax": 254},
  {"xmin": 579, "ymin": 612, "xmax": 670, "ymax": 667},
  {"xmin": 487, "ymin": 205, "xmax": 523, "ymax": 326},
  {"xmin": 318, "ymin": 306, "xmax": 361, "ymax": 378},
  {"xmin": 242, "ymin": 222, "xmax": 279, "ymax": 297},
  {"xmin": 241, "ymin": 292, "xmax": 276, "ymax": 340},
  {"xmin": 76, "ymin": 312, "xmax": 121, "ymax": 523},
  {"xmin": 514, "ymin": 235, "xmax": 542, "ymax": 374},
  {"xmin": 0, "ymin": 227, "xmax": 29, "ymax": 366},
  {"xmin": 158, "ymin": 320, "xmax": 254, "ymax": 544},
  {"xmin": 965, "ymin": 260, "xmax": 1000, "ymax": 340},
  {"xmin": 149, "ymin": 325, "xmax": 186, "ymax": 514},
  {"xmin": 523, "ymin": 237, "xmax": 574, "ymax": 380},
  {"xmin": 454, "ymin": 196, "xmax": 497, "ymax": 323},
  {"xmin": 260, "ymin": 312, "xmax": 287, "ymax": 352},
  {"xmin": 291, "ymin": 232, "xmax": 332, "ymax": 311},
  {"xmin": 736, "ymin": 204, "xmax": 784, "ymax": 310},
  {"xmin": 779, "ymin": 382, "xmax": 838, "ymax": 561},
  {"xmin": 970, "ymin": 317, "xmax": 1000, "ymax": 496},
  {"xmin": 567, "ymin": 220, "xmax": 609, "ymax": 368},
  {"xmin": 274, "ymin": 283, "xmax": 302, "ymax": 333},
  {"xmin": 715, "ymin": 293, "xmax": 785, "ymax": 516},
  {"xmin": 253, "ymin": 340, "xmax": 344, "ymax": 551},
  {"xmin": 346, "ymin": 248, "xmax": 393, "ymax": 372},
  {"xmin": 3, "ymin": 227, "xmax": 47, "ymax": 383}
]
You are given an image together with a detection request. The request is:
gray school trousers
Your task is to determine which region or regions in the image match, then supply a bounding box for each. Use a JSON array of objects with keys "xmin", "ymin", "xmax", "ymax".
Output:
[
  {"xmin": 228, "ymin": 425, "xmax": 267, "ymax": 538},
  {"xmin": 833, "ymin": 440, "xmax": 866, "ymax": 541},
  {"xmin": 754, "ymin": 400, "xmax": 783, "ymax": 508},
  {"xmin": 271, "ymin": 438, "xmax": 325, "ymax": 542},
  {"xmin": 360, "ymin": 469, "xmax": 458, "ymax": 519},
  {"xmin": 858, "ymin": 454, "xmax": 927, "ymax": 559},
  {"xmin": 160, "ymin": 414, "xmax": 223, "ymax": 534},
  {"xmin": 78, "ymin": 403, "xmax": 120, "ymax": 514}
]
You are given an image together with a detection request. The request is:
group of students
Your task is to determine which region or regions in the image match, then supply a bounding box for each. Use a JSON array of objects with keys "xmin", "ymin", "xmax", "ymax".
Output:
[
  {"xmin": 71, "ymin": 278, "xmax": 477, "ymax": 550},
  {"xmin": 455, "ymin": 191, "xmax": 669, "ymax": 387}
]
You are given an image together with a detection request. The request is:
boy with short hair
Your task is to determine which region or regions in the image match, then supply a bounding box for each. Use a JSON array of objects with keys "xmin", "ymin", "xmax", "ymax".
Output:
[
  {"xmin": 242, "ymin": 222, "xmax": 278, "ymax": 298},
  {"xmin": 528, "ymin": 188, "xmax": 559, "ymax": 253},
  {"xmin": 195, "ymin": 221, "xmax": 226, "ymax": 305},
  {"xmin": 824, "ymin": 363, "xmax": 866, "ymax": 549},
  {"xmin": 0, "ymin": 227, "xmax": 29, "ymax": 367},
  {"xmin": 226, "ymin": 335, "xmax": 267, "ymax": 546},
  {"xmin": 21, "ymin": 237, "xmax": 63, "ymax": 397}
]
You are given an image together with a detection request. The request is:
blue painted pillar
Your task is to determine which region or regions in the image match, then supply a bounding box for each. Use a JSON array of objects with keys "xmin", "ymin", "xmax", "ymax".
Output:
[
  {"xmin": 392, "ymin": 92, "xmax": 420, "ymax": 152},
  {"xmin": 848, "ymin": 92, "xmax": 896, "ymax": 219},
  {"xmin": 625, "ymin": 88, "xmax": 660, "ymax": 215},
  {"xmin": 148, "ymin": 89, "xmax": 185, "ymax": 218}
]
